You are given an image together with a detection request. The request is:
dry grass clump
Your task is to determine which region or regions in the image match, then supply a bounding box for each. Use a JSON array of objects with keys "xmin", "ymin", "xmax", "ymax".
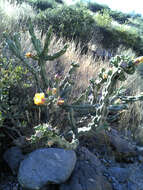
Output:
[
  {"xmin": 44, "ymin": 36, "xmax": 110, "ymax": 99},
  {"xmin": 0, "ymin": 0, "xmax": 35, "ymax": 34}
]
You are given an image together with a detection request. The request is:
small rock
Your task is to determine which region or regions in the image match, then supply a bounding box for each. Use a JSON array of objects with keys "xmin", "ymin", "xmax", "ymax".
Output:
[
  {"xmin": 107, "ymin": 129, "xmax": 136, "ymax": 155},
  {"xmin": 126, "ymin": 181, "xmax": 139, "ymax": 190},
  {"xmin": 18, "ymin": 148, "xmax": 76, "ymax": 190},
  {"xmin": 138, "ymin": 155, "xmax": 143, "ymax": 163},
  {"xmin": 108, "ymin": 167, "xmax": 130, "ymax": 183},
  {"xmin": 3, "ymin": 146, "xmax": 24, "ymax": 175},
  {"xmin": 128, "ymin": 165, "xmax": 143, "ymax": 190}
]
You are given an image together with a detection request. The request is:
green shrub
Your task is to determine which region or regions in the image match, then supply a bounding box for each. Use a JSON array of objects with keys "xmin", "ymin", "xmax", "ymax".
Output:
[
  {"xmin": 94, "ymin": 9, "xmax": 112, "ymax": 28},
  {"xmin": 87, "ymin": 2, "xmax": 109, "ymax": 12},
  {"xmin": 35, "ymin": 5, "xmax": 96, "ymax": 45},
  {"xmin": 96, "ymin": 24, "xmax": 143, "ymax": 55},
  {"xmin": 27, "ymin": 0, "xmax": 57, "ymax": 10},
  {"xmin": 0, "ymin": 53, "xmax": 39, "ymax": 150},
  {"xmin": 0, "ymin": 55, "xmax": 35, "ymax": 127},
  {"xmin": 109, "ymin": 10, "xmax": 131, "ymax": 24}
]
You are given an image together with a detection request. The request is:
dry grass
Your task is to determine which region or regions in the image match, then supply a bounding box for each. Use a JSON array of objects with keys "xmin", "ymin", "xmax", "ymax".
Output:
[
  {"xmin": 44, "ymin": 36, "xmax": 111, "ymax": 99},
  {"xmin": 0, "ymin": 0, "xmax": 35, "ymax": 34}
]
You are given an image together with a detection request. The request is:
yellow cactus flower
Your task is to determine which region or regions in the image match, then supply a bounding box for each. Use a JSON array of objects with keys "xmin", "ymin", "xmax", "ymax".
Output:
[
  {"xmin": 134, "ymin": 56, "xmax": 143, "ymax": 65},
  {"xmin": 25, "ymin": 52, "xmax": 33, "ymax": 58},
  {"xmin": 52, "ymin": 88, "xmax": 57, "ymax": 95},
  {"xmin": 34, "ymin": 93, "xmax": 45, "ymax": 105},
  {"xmin": 57, "ymin": 98, "xmax": 64, "ymax": 106}
]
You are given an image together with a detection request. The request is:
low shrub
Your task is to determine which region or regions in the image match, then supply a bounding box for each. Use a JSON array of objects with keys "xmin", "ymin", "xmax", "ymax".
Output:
[
  {"xmin": 27, "ymin": 0, "xmax": 57, "ymax": 10},
  {"xmin": 87, "ymin": 2, "xmax": 109, "ymax": 12},
  {"xmin": 35, "ymin": 5, "xmax": 97, "ymax": 46},
  {"xmin": 94, "ymin": 9, "xmax": 112, "ymax": 28}
]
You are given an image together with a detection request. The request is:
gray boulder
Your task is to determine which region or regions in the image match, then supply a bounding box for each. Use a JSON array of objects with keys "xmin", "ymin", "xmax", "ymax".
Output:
[
  {"xmin": 18, "ymin": 148, "xmax": 76, "ymax": 190},
  {"xmin": 3, "ymin": 146, "xmax": 24, "ymax": 175}
]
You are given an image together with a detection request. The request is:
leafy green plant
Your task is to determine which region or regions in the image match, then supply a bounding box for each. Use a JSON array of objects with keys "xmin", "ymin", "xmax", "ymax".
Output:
[
  {"xmin": 94, "ymin": 9, "xmax": 112, "ymax": 28},
  {"xmin": 0, "ymin": 53, "xmax": 37, "ymax": 149},
  {"xmin": 109, "ymin": 10, "xmax": 131, "ymax": 24},
  {"xmin": 87, "ymin": 2, "xmax": 109, "ymax": 12},
  {"xmin": 29, "ymin": 123, "xmax": 78, "ymax": 150},
  {"xmin": 0, "ymin": 55, "xmax": 33, "ymax": 123}
]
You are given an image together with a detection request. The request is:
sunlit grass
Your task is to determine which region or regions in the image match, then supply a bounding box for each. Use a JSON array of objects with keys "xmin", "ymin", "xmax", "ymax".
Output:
[{"xmin": 0, "ymin": 0, "xmax": 35, "ymax": 33}]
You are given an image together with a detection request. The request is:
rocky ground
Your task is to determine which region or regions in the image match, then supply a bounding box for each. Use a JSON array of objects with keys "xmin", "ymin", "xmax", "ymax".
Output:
[{"xmin": 1, "ymin": 128, "xmax": 143, "ymax": 190}]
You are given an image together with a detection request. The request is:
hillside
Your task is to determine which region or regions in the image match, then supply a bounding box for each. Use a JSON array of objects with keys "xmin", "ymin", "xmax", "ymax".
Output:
[
  {"xmin": 19, "ymin": 0, "xmax": 143, "ymax": 56},
  {"xmin": 1, "ymin": 1, "xmax": 143, "ymax": 190}
]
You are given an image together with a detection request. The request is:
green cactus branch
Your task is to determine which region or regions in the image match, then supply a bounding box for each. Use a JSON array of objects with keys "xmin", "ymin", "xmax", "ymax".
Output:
[
  {"xmin": 13, "ymin": 33, "xmax": 21, "ymax": 52},
  {"xmin": 120, "ymin": 93, "xmax": 143, "ymax": 102},
  {"xmin": 63, "ymin": 104, "xmax": 97, "ymax": 112},
  {"xmin": 43, "ymin": 45, "xmax": 68, "ymax": 61},
  {"xmin": 60, "ymin": 62, "xmax": 79, "ymax": 90},
  {"xmin": 4, "ymin": 35, "xmax": 21, "ymax": 57},
  {"xmin": 29, "ymin": 22, "xmax": 42, "ymax": 54},
  {"xmin": 68, "ymin": 108, "xmax": 78, "ymax": 137},
  {"xmin": 39, "ymin": 60, "xmax": 49, "ymax": 89},
  {"xmin": 41, "ymin": 26, "xmax": 53, "ymax": 57}
]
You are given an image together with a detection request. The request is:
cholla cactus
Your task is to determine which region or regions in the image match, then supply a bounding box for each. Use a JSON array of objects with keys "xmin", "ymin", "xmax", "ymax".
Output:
[
  {"xmin": 4, "ymin": 21, "xmax": 68, "ymax": 90},
  {"xmin": 82, "ymin": 55, "xmax": 143, "ymax": 133},
  {"xmin": 5, "ymin": 21, "xmax": 143, "ymax": 145},
  {"xmin": 33, "ymin": 54, "xmax": 143, "ymax": 142}
]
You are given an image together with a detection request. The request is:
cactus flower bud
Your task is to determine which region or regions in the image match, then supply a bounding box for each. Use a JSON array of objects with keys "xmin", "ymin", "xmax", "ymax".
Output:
[
  {"xmin": 134, "ymin": 56, "xmax": 143, "ymax": 65},
  {"xmin": 52, "ymin": 88, "xmax": 57, "ymax": 95},
  {"xmin": 57, "ymin": 98, "xmax": 64, "ymax": 106},
  {"xmin": 54, "ymin": 74, "xmax": 61, "ymax": 80},
  {"xmin": 25, "ymin": 52, "xmax": 33, "ymax": 58}
]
